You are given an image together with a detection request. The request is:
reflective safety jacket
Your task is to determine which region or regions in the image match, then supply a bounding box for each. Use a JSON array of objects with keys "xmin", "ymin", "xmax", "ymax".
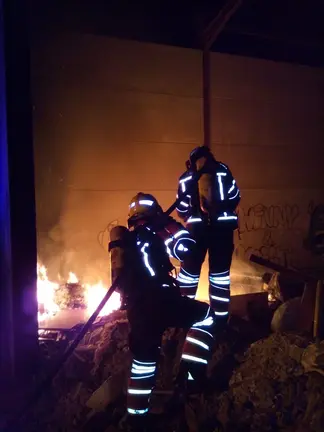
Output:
[
  {"xmin": 119, "ymin": 216, "xmax": 196, "ymax": 301},
  {"xmin": 176, "ymin": 159, "xmax": 241, "ymax": 228},
  {"xmin": 134, "ymin": 216, "xmax": 195, "ymax": 276}
]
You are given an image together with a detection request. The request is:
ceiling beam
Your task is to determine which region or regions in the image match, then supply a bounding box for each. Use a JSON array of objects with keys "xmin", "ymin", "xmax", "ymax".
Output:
[
  {"xmin": 204, "ymin": 0, "xmax": 243, "ymax": 51},
  {"xmin": 202, "ymin": 0, "xmax": 243, "ymax": 148},
  {"xmin": 224, "ymin": 27, "xmax": 323, "ymax": 49}
]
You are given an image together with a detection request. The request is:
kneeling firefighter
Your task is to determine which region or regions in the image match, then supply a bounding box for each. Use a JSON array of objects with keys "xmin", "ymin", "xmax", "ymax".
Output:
[{"xmin": 109, "ymin": 192, "xmax": 216, "ymax": 427}]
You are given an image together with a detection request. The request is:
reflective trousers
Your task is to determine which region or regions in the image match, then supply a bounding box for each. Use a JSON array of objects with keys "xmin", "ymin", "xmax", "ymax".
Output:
[
  {"xmin": 177, "ymin": 223, "xmax": 234, "ymax": 321},
  {"xmin": 126, "ymin": 291, "xmax": 215, "ymax": 416}
]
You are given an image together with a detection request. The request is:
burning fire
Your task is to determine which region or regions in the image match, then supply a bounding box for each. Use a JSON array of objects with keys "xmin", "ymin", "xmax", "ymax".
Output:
[
  {"xmin": 37, "ymin": 263, "xmax": 60, "ymax": 322},
  {"xmin": 84, "ymin": 281, "xmax": 121, "ymax": 317},
  {"xmin": 67, "ymin": 271, "xmax": 79, "ymax": 284},
  {"xmin": 37, "ymin": 264, "xmax": 121, "ymax": 323}
]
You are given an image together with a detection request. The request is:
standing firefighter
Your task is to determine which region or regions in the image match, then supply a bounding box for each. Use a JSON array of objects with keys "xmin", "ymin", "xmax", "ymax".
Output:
[
  {"xmin": 109, "ymin": 192, "xmax": 215, "ymax": 430},
  {"xmin": 176, "ymin": 146, "xmax": 241, "ymax": 326}
]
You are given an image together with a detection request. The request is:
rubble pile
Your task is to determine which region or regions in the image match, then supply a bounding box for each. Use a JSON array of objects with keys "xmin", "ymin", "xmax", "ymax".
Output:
[
  {"xmin": 16, "ymin": 311, "xmax": 128, "ymax": 432},
  {"xmin": 15, "ymin": 313, "xmax": 324, "ymax": 432},
  {"xmin": 211, "ymin": 333, "xmax": 324, "ymax": 432},
  {"xmin": 93, "ymin": 310, "xmax": 130, "ymax": 380}
]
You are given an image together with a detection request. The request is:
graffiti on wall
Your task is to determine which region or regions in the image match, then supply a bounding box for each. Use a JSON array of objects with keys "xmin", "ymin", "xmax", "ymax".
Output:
[
  {"xmin": 237, "ymin": 203, "xmax": 300, "ymax": 233},
  {"xmin": 235, "ymin": 230, "xmax": 293, "ymax": 267},
  {"xmin": 235, "ymin": 201, "xmax": 323, "ymax": 268}
]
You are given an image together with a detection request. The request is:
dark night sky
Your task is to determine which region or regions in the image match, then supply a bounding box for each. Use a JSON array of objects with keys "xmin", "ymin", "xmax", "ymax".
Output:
[{"xmin": 30, "ymin": 0, "xmax": 324, "ymax": 67}]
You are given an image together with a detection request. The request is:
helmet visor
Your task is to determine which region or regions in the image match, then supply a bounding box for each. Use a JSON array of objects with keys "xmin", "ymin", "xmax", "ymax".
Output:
[{"xmin": 128, "ymin": 198, "xmax": 157, "ymax": 221}]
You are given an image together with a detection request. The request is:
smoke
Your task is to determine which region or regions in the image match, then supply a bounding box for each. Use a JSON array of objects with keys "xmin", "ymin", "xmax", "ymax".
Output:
[
  {"xmin": 231, "ymin": 257, "xmax": 262, "ymax": 275},
  {"xmin": 37, "ymin": 220, "xmax": 112, "ymax": 286},
  {"xmin": 231, "ymin": 258, "xmax": 264, "ymax": 295}
]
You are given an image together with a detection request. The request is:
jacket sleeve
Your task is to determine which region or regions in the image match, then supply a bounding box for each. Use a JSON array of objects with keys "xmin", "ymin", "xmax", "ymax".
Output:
[
  {"xmin": 224, "ymin": 168, "xmax": 241, "ymax": 212},
  {"xmin": 157, "ymin": 217, "xmax": 196, "ymax": 262},
  {"xmin": 176, "ymin": 172, "xmax": 194, "ymax": 221}
]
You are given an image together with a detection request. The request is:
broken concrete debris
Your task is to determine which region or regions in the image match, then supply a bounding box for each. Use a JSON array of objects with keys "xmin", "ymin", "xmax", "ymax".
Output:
[{"xmin": 11, "ymin": 310, "xmax": 323, "ymax": 432}]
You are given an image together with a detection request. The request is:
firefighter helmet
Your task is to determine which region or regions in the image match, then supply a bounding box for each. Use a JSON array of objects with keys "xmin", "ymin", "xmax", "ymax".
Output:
[
  {"xmin": 128, "ymin": 192, "xmax": 163, "ymax": 226},
  {"xmin": 189, "ymin": 146, "xmax": 211, "ymax": 166}
]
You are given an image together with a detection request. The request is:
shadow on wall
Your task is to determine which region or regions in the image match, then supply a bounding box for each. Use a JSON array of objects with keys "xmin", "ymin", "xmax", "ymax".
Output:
[{"xmin": 304, "ymin": 202, "xmax": 324, "ymax": 258}]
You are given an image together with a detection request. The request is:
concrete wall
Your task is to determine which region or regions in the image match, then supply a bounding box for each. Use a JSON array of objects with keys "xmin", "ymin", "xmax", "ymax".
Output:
[{"xmin": 31, "ymin": 32, "xmax": 324, "ymax": 298}]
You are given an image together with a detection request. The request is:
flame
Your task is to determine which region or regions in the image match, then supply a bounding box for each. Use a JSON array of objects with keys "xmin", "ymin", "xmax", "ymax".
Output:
[
  {"xmin": 37, "ymin": 263, "xmax": 121, "ymax": 323},
  {"xmin": 67, "ymin": 272, "xmax": 79, "ymax": 284},
  {"xmin": 37, "ymin": 263, "xmax": 59, "ymax": 322},
  {"xmin": 85, "ymin": 281, "xmax": 121, "ymax": 317}
]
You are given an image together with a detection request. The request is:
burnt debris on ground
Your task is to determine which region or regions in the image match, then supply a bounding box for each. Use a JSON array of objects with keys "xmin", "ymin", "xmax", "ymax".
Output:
[{"xmin": 6, "ymin": 300, "xmax": 324, "ymax": 432}]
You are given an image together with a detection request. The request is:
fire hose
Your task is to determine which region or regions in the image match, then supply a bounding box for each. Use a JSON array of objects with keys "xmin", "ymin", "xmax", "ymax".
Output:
[{"xmin": 2, "ymin": 168, "xmax": 204, "ymax": 431}]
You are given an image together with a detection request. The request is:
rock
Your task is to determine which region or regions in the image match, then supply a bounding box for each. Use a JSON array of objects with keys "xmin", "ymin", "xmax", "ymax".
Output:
[
  {"xmin": 289, "ymin": 341, "xmax": 324, "ymax": 376},
  {"xmin": 271, "ymin": 297, "xmax": 310, "ymax": 333}
]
